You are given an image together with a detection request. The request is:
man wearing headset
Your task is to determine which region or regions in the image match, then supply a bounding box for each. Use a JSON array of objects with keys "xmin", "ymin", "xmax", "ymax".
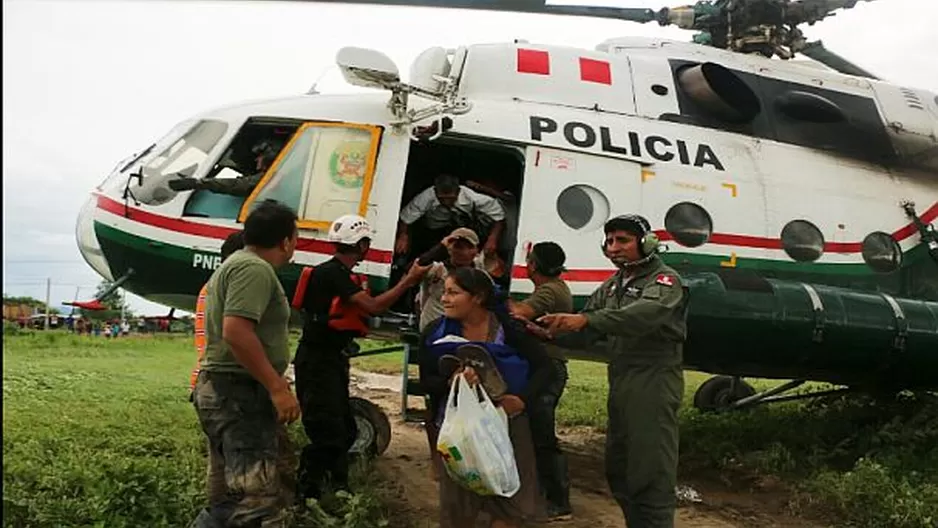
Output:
[{"xmin": 535, "ymin": 215, "xmax": 689, "ymax": 528}]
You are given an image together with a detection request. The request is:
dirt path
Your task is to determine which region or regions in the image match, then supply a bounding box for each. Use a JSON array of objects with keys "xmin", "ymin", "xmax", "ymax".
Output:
[{"xmin": 350, "ymin": 370, "xmax": 819, "ymax": 528}]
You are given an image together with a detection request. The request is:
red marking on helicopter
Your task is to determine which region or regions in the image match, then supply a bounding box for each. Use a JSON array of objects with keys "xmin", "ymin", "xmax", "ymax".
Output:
[
  {"xmin": 96, "ymin": 194, "xmax": 936, "ymax": 281},
  {"xmin": 94, "ymin": 195, "xmax": 394, "ymax": 264},
  {"xmin": 579, "ymin": 57, "xmax": 611, "ymax": 85},
  {"xmin": 517, "ymin": 48, "xmax": 550, "ymax": 75}
]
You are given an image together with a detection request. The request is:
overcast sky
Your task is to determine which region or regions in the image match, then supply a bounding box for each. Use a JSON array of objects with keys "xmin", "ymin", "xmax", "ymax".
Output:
[{"xmin": 3, "ymin": 0, "xmax": 937, "ymax": 315}]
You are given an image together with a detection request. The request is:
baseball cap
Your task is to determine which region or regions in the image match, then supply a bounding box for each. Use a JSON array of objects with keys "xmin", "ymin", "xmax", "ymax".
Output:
[{"xmin": 447, "ymin": 227, "xmax": 480, "ymax": 246}]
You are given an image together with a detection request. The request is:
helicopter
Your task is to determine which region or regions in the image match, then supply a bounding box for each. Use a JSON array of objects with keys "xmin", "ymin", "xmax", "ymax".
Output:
[{"xmin": 75, "ymin": 0, "xmax": 938, "ymax": 455}]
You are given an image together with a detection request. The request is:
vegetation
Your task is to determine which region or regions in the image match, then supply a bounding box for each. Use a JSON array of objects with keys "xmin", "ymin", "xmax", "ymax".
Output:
[
  {"xmin": 2, "ymin": 332, "xmax": 387, "ymax": 528},
  {"xmin": 2, "ymin": 294, "xmax": 61, "ymax": 316},
  {"xmin": 350, "ymin": 348, "xmax": 938, "ymax": 528},
  {"xmin": 4, "ymin": 332, "xmax": 936, "ymax": 527}
]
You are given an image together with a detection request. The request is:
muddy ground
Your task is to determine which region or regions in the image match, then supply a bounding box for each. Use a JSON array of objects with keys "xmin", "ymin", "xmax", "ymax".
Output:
[{"xmin": 349, "ymin": 370, "xmax": 824, "ymax": 528}]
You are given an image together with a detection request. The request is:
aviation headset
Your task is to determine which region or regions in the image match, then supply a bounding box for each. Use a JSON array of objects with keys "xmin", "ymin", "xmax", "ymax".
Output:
[{"xmin": 602, "ymin": 214, "xmax": 660, "ymax": 263}]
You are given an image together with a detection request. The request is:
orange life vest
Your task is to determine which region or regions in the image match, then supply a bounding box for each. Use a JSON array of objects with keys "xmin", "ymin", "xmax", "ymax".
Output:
[
  {"xmin": 189, "ymin": 284, "xmax": 208, "ymax": 392},
  {"xmin": 291, "ymin": 266, "xmax": 371, "ymax": 337}
]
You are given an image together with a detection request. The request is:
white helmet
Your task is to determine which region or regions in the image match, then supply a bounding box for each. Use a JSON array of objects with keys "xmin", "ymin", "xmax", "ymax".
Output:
[{"xmin": 327, "ymin": 214, "xmax": 374, "ymax": 245}]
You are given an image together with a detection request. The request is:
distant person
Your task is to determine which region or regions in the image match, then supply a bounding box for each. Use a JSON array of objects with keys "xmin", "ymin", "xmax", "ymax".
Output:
[
  {"xmin": 189, "ymin": 200, "xmax": 301, "ymax": 528},
  {"xmin": 292, "ymin": 214, "xmax": 430, "ymax": 503},
  {"xmin": 395, "ymin": 173, "xmax": 506, "ymax": 259},
  {"xmin": 509, "ymin": 242, "xmax": 574, "ymax": 521}
]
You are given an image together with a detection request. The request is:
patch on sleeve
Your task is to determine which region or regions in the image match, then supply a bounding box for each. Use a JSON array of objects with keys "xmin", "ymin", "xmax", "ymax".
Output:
[{"xmin": 655, "ymin": 274, "xmax": 675, "ymax": 287}]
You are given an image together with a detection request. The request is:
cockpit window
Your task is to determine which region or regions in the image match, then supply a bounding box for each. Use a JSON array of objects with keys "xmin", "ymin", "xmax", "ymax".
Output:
[
  {"xmin": 240, "ymin": 122, "xmax": 381, "ymax": 230},
  {"xmin": 143, "ymin": 120, "xmax": 229, "ymax": 180}
]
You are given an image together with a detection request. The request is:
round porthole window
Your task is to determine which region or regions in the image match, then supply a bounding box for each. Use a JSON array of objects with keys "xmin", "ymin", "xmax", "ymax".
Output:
[
  {"xmin": 556, "ymin": 185, "xmax": 610, "ymax": 231},
  {"xmin": 862, "ymin": 231, "xmax": 902, "ymax": 273},
  {"xmin": 781, "ymin": 220, "xmax": 825, "ymax": 262},
  {"xmin": 664, "ymin": 202, "xmax": 713, "ymax": 247}
]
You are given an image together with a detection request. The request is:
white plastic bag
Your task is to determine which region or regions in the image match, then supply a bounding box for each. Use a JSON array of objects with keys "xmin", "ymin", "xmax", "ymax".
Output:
[{"xmin": 435, "ymin": 373, "xmax": 520, "ymax": 497}]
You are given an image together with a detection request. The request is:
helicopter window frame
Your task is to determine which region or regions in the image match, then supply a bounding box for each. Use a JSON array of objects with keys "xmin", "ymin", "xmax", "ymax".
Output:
[
  {"xmin": 237, "ymin": 121, "xmax": 382, "ymax": 230},
  {"xmin": 780, "ymin": 219, "xmax": 826, "ymax": 263},
  {"xmin": 664, "ymin": 201, "xmax": 713, "ymax": 247}
]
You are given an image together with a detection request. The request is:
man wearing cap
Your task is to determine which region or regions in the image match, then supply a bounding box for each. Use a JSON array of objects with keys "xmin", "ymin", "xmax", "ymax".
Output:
[
  {"xmin": 415, "ymin": 227, "xmax": 486, "ymax": 332},
  {"xmin": 509, "ymin": 241, "xmax": 574, "ymax": 521},
  {"xmin": 535, "ymin": 215, "xmax": 688, "ymax": 528}
]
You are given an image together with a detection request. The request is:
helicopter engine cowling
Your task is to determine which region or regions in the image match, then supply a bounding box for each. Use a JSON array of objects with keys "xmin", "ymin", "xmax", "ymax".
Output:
[{"xmin": 867, "ymin": 83, "xmax": 938, "ymax": 173}]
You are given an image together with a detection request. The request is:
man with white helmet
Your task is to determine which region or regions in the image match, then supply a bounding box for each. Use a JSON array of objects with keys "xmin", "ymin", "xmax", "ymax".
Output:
[{"xmin": 292, "ymin": 214, "xmax": 430, "ymax": 503}]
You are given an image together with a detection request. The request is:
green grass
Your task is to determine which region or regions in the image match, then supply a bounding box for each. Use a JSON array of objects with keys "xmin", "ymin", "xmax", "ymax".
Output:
[
  {"xmin": 5, "ymin": 329, "xmax": 937, "ymax": 528},
  {"xmin": 350, "ymin": 344, "xmax": 938, "ymax": 528},
  {"xmin": 2, "ymin": 330, "xmax": 388, "ymax": 528}
]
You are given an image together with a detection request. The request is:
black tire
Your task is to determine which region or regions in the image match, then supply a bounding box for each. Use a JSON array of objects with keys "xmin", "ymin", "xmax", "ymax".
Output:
[
  {"xmin": 693, "ymin": 375, "xmax": 756, "ymax": 412},
  {"xmin": 348, "ymin": 397, "xmax": 392, "ymax": 458}
]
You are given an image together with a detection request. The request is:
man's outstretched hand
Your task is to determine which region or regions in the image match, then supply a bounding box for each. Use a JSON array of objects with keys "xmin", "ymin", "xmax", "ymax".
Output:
[{"xmin": 537, "ymin": 313, "xmax": 588, "ymax": 334}]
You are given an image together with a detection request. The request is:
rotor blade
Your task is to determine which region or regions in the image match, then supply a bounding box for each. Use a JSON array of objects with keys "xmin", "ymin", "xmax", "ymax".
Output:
[
  {"xmin": 785, "ymin": 0, "xmax": 879, "ymax": 26},
  {"xmin": 235, "ymin": 0, "xmax": 662, "ymax": 23},
  {"xmin": 799, "ymin": 41, "xmax": 879, "ymax": 80}
]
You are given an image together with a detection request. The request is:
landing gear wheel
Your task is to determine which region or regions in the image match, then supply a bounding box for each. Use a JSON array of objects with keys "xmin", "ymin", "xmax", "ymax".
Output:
[
  {"xmin": 348, "ymin": 397, "xmax": 392, "ymax": 458},
  {"xmin": 693, "ymin": 376, "xmax": 756, "ymax": 412}
]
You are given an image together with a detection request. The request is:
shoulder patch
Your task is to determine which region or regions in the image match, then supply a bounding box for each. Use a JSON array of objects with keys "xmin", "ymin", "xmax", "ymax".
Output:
[{"xmin": 655, "ymin": 274, "xmax": 675, "ymax": 287}]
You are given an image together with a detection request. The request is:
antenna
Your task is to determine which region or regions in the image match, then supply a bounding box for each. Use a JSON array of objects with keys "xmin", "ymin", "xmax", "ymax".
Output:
[{"xmin": 307, "ymin": 65, "xmax": 335, "ymax": 94}]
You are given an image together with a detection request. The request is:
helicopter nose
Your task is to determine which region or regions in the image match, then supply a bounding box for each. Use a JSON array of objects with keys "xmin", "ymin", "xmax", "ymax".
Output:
[{"xmin": 76, "ymin": 194, "xmax": 115, "ymax": 282}]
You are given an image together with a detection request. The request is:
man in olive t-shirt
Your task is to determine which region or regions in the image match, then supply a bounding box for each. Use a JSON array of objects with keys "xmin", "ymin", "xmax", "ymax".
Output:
[
  {"xmin": 190, "ymin": 200, "xmax": 301, "ymax": 528},
  {"xmin": 201, "ymin": 249, "xmax": 291, "ymax": 374},
  {"xmin": 509, "ymin": 241, "xmax": 574, "ymax": 521}
]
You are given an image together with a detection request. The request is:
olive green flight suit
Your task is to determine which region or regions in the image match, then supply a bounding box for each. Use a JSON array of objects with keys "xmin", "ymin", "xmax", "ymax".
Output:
[{"xmin": 558, "ymin": 255, "xmax": 688, "ymax": 528}]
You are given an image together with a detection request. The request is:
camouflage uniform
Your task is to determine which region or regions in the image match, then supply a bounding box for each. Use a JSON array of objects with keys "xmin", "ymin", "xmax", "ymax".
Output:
[{"xmin": 557, "ymin": 255, "xmax": 688, "ymax": 528}]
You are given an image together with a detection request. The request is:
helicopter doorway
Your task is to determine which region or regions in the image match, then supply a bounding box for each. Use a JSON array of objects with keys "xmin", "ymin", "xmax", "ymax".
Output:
[{"xmin": 390, "ymin": 136, "xmax": 526, "ymax": 311}]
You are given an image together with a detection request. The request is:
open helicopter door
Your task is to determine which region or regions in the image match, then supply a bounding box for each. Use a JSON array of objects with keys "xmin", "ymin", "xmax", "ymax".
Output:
[{"xmin": 514, "ymin": 145, "xmax": 644, "ymax": 314}]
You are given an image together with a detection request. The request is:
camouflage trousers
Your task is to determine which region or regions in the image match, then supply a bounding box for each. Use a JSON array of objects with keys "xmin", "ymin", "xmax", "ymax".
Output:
[
  {"xmin": 206, "ymin": 426, "xmax": 297, "ymax": 507},
  {"xmin": 190, "ymin": 371, "xmax": 295, "ymax": 528}
]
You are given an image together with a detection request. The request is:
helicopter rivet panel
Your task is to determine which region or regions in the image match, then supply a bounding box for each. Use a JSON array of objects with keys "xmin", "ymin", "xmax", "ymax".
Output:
[{"xmin": 459, "ymin": 43, "xmax": 636, "ymax": 116}]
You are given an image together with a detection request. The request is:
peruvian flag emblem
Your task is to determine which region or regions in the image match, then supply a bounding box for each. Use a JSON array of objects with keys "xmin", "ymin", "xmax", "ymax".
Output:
[{"xmin": 655, "ymin": 274, "xmax": 675, "ymax": 287}]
